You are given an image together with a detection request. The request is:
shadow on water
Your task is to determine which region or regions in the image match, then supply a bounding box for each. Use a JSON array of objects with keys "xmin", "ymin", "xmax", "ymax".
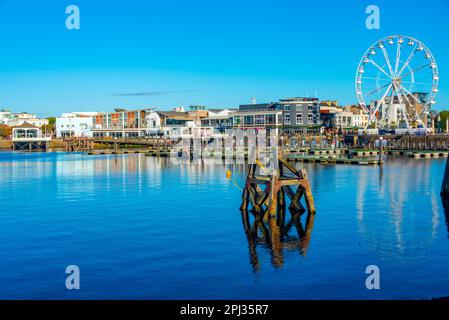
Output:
[
  {"xmin": 240, "ymin": 206, "xmax": 315, "ymax": 272},
  {"xmin": 443, "ymin": 196, "xmax": 449, "ymax": 233},
  {"xmin": 442, "ymin": 153, "xmax": 449, "ymax": 234}
]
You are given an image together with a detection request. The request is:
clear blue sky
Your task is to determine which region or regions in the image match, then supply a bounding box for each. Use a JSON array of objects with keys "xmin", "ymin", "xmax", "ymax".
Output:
[{"xmin": 0, "ymin": 0, "xmax": 448, "ymax": 117}]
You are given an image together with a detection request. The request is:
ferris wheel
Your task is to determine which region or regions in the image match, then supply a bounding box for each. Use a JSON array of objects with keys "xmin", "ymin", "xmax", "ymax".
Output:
[{"xmin": 356, "ymin": 35, "xmax": 439, "ymax": 129}]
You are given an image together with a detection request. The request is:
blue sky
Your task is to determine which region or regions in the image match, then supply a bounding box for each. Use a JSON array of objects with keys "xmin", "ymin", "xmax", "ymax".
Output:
[{"xmin": 0, "ymin": 0, "xmax": 448, "ymax": 116}]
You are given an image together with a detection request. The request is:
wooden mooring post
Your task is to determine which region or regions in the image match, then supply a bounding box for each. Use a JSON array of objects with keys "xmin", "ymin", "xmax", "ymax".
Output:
[{"xmin": 240, "ymin": 155, "xmax": 316, "ymax": 268}]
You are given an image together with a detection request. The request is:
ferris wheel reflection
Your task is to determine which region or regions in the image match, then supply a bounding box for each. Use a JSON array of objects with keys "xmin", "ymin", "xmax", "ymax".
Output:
[{"xmin": 356, "ymin": 158, "xmax": 445, "ymax": 259}]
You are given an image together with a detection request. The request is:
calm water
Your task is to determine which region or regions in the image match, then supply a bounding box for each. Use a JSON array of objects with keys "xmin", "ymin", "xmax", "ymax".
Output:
[{"xmin": 0, "ymin": 151, "xmax": 448, "ymax": 300}]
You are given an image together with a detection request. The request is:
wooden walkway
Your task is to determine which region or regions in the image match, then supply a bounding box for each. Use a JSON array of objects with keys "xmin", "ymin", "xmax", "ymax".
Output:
[
  {"xmin": 286, "ymin": 154, "xmax": 379, "ymax": 165},
  {"xmin": 408, "ymin": 151, "xmax": 448, "ymax": 159},
  {"xmin": 64, "ymin": 137, "xmax": 175, "ymax": 152}
]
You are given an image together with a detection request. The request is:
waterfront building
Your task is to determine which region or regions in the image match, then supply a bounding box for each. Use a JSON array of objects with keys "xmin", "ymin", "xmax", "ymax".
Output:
[
  {"xmin": 278, "ymin": 97, "xmax": 322, "ymax": 134},
  {"xmin": 11, "ymin": 122, "xmax": 51, "ymax": 151},
  {"xmin": 56, "ymin": 112, "xmax": 99, "ymax": 138},
  {"xmin": 234, "ymin": 102, "xmax": 283, "ymax": 130},
  {"xmin": 146, "ymin": 110, "xmax": 196, "ymax": 137},
  {"xmin": 320, "ymin": 103, "xmax": 368, "ymax": 129},
  {"xmin": 146, "ymin": 105, "xmax": 212, "ymax": 138},
  {"xmin": 235, "ymin": 97, "xmax": 322, "ymax": 133},
  {"xmin": 200, "ymin": 109, "xmax": 236, "ymax": 132},
  {"xmin": 334, "ymin": 107, "xmax": 355, "ymax": 128},
  {"xmin": 349, "ymin": 106, "xmax": 369, "ymax": 128},
  {"xmin": 320, "ymin": 102, "xmax": 340, "ymax": 128},
  {"xmin": 3, "ymin": 112, "xmax": 49, "ymax": 128},
  {"xmin": 0, "ymin": 109, "xmax": 13, "ymax": 125},
  {"xmin": 92, "ymin": 108, "xmax": 151, "ymax": 138}
]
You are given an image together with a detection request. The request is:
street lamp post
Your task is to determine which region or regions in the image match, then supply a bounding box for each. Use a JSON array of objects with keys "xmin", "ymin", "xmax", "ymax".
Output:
[{"xmin": 379, "ymin": 136, "xmax": 384, "ymax": 166}]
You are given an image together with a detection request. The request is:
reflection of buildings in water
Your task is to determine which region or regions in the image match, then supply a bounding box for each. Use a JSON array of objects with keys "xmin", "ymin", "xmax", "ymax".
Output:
[
  {"xmin": 56, "ymin": 154, "xmax": 166, "ymax": 194},
  {"xmin": 240, "ymin": 206, "xmax": 315, "ymax": 272},
  {"xmin": 356, "ymin": 158, "xmax": 442, "ymax": 259},
  {"xmin": 6, "ymin": 159, "xmax": 54, "ymax": 181}
]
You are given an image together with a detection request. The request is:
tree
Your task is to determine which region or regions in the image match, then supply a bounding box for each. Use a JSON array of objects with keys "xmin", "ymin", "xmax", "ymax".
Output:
[
  {"xmin": 41, "ymin": 117, "xmax": 56, "ymax": 136},
  {"xmin": 0, "ymin": 124, "xmax": 12, "ymax": 138},
  {"xmin": 439, "ymin": 111, "xmax": 449, "ymax": 132}
]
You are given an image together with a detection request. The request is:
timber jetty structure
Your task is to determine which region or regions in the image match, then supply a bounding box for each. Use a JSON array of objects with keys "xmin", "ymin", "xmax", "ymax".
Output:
[
  {"xmin": 64, "ymin": 137, "xmax": 174, "ymax": 153},
  {"xmin": 240, "ymin": 154, "xmax": 316, "ymax": 268}
]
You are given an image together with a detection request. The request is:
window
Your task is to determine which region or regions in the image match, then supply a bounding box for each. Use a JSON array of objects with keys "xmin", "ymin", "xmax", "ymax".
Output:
[
  {"xmin": 284, "ymin": 105, "xmax": 290, "ymax": 111},
  {"xmin": 296, "ymin": 105, "xmax": 302, "ymax": 111},
  {"xmin": 255, "ymin": 114, "xmax": 265, "ymax": 125},
  {"xmin": 296, "ymin": 114, "xmax": 302, "ymax": 124},
  {"xmin": 284, "ymin": 114, "xmax": 290, "ymax": 125},
  {"xmin": 244, "ymin": 115, "xmax": 254, "ymax": 125},
  {"xmin": 266, "ymin": 114, "xmax": 275, "ymax": 124},
  {"xmin": 308, "ymin": 114, "xmax": 313, "ymax": 123}
]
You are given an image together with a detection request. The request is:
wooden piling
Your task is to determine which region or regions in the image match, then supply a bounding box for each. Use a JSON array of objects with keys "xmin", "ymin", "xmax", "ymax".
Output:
[{"xmin": 240, "ymin": 153, "xmax": 316, "ymax": 269}]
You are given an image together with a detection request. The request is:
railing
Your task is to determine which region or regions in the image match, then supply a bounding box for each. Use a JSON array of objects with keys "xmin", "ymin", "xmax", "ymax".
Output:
[{"xmin": 12, "ymin": 136, "xmax": 52, "ymax": 142}]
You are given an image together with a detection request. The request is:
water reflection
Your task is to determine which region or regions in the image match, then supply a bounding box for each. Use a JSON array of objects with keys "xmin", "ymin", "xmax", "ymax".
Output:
[
  {"xmin": 240, "ymin": 204, "xmax": 315, "ymax": 272},
  {"xmin": 355, "ymin": 158, "xmax": 445, "ymax": 259}
]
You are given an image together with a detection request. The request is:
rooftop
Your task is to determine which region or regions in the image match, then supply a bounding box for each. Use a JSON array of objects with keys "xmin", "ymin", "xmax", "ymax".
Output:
[{"xmin": 12, "ymin": 122, "xmax": 40, "ymax": 129}]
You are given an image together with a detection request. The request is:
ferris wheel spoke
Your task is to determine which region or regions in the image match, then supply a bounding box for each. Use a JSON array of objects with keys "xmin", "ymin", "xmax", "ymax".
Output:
[
  {"xmin": 394, "ymin": 39, "xmax": 402, "ymax": 75},
  {"xmin": 368, "ymin": 83, "xmax": 393, "ymax": 124},
  {"xmin": 400, "ymin": 80, "xmax": 433, "ymax": 86},
  {"xmin": 366, "ymin": 82, "xmax": 392, "ymax": 97},
  {"xmin": 402, "ymin": 64, "xmax": 431, "ymax": 79},
  {"xmin": 398, "ymin": 86, "xmax": 421, "ymax": 121},
  {"xmin": 399, "ymin": 84, "xmax": 425, "ymax": 107},
  {"xmin": 362, "ymin": 76, "xmax": 391, "ymax": 82},
  {"xmin": 400, "ymin": 63, "xmax": 431, "ymax": 79},
  {"xmin": 392, "ymin": 82, "xmax": 410, "ymax": 127},
  {"xmin": 381, "ymin": 47, "xmax": 395, "ymax": 77},
  {"xmin": 397, "ymin": 45, "xmax": 418, "ymax": 77},
  {"xmin": 368, "ymin": 59, "xmax": 393, "ymax": 80}
]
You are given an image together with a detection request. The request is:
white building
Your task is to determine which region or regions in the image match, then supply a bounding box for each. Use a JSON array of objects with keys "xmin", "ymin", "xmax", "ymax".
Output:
[
  {"xmin": 0, "ymin": 110, "xmax": 12, "ymax": 124},
  {"xmin": 56, "ymin": 112, "xmax": 98, "ymax": 138},
  {"xmin": 200, "ymin": 108, "xmax": 236, "ymax": 131},
  {"xmin": 334, "ymin": 108, "xmax": 354, "ymax": 128},
  {"xmin": 350, "ymin": 107, "xmax": 369, "ymax": 128},
  {"xmin": 7, "ymin": 113, "xmax": 49, "ymax": 128},
  {"xmin": 146, "ymin": 110, "xmax": 196, "ymax": 138}
]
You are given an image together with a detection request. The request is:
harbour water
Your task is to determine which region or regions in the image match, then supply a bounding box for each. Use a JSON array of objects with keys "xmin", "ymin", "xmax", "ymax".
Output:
[{"xmin": 0, "ymin": 151, "xmax": 448, "ymax": 300}]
